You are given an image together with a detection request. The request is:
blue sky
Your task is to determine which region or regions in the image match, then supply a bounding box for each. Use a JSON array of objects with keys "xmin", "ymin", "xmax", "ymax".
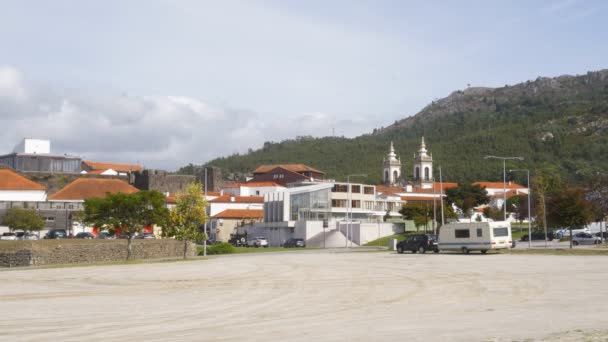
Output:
[{"xmin": 1, "ymin": 0, "xmax": 607, "ymax": 169}]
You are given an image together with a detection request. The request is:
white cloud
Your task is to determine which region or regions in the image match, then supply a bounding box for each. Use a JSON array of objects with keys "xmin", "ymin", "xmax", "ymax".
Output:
[{"xmin": 0, "ymin": 67, "xmax": 374, "ymax": 170}]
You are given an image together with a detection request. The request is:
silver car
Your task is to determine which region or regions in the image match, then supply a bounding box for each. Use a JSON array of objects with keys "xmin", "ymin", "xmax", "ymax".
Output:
[{"xmin": 572, "ymin": 232, "xmax": 601, "ymax": 246}]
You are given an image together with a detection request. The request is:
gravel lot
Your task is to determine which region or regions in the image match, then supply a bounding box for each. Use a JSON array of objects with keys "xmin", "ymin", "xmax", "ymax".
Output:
[{"xmin": 1, "ymin": 250, "xmax": 608, "ymax": 341}]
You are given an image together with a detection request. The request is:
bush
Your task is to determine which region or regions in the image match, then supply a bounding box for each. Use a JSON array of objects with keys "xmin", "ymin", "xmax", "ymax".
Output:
[{"xmin": 204, "ymin": 242, "xmax": 236, "ymax": 255}]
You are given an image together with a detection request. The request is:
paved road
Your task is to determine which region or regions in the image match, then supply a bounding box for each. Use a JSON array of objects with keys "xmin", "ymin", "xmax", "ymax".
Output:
[{"xmin": 1, "ymin": 250, "xmax": 608, "ymax": 341}]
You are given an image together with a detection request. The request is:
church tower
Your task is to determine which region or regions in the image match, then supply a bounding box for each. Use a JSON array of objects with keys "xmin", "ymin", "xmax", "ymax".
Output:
[
  {"xmin": 413, "ymin": 136, "xmax": 433, "ymax": 189},
  {"xmin": 383, "ymin": 141, "xmax": 401, "ymax": 186}
]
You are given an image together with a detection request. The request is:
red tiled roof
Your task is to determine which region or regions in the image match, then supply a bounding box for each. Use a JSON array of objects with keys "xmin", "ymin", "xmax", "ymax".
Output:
[
  {"xmin": 0, "ymin": 169, "xmax": 45, "ymax": 191},
  {"xmin": 474, "ymin": 182, "xmax": 525, "ymax": 189},
  {"xmin": 416, "ymin": 182, "xmax": 459, "ymax": 193},
  {"xmin": 490, "ymin": 189, "xmax": 524, "ymax": 199},
  {"xmin": 401, "ymin": 195, "xmax": 437, "ymax": 201},
  {"xmin": 211, "ymin": 209, "xmax": 264, "ymax": 219},
  {"xmin": 253, "ymin": 164, "xmax": 324, "ymax": 175},
  {"xmin": 208, "ymin": 195, "xmax": 264, "ymax": 203},
  {"xmin": 206, "ymin": 191, "xmax": 221, "ymax": 196},
  {"xmin": 223, "ymin": 181, "xmax": 284, "ymax": 188},
  {"xmin": 48, "ymin": 178, "xmax": 139, "ymax": 201},
  {"xmin": 82, "ymin": 160, "xmax": 142, "ymax": 173}
]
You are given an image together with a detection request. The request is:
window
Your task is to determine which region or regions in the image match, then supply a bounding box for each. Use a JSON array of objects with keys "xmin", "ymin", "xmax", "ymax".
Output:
[
  {"xmin": 493, "ymin": 227, "xmax": 509, "ymax": 237},
  {"xmin": 256, "ymin": 191, "xmax": 260, "ymax": 195},
  {"xmin": 393, "ymin": 170, "xmax": 398, "ymax": 182},
  {"xmin": 351, "ymin": 185, "xmax": 361, "ymax": 193},
  {"xmin": 332, "ymin": 184, "xmax": 348, "ymax": 193},
  {"xmin": 415, "ymin": 167, "xmax": 420, "ymax": 180},
  {"xmin": 364, "ymin": 186, "xmax": 374, "ymax": 195},
  {"xmin": 351, "ymin": 200, "xmax": 361, "ymax": 208},
  {"xmin": 455, "ymin": 229, "xmax": 470, "ymax": 238},
  {"xmin": 332, "ymin": 199, "xmax": 347, "ymax": 208},
  {"xmin": 424, "ymin": 167, "xmax": 430, "ymax": 181},
  {"xmin": 384, "ymin": 171, "xmax": 388, "ymax": 182},
  {"xmin": 477, "ymin": 228, "xmax": 482, "ymax": 237}
]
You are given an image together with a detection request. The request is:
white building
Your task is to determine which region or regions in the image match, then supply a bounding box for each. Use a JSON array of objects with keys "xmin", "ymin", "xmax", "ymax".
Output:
[
  {"xmin": 207, "ymin": 194, "xmax": 264, "ymax": 217},
  {"xmin": 221, "ymin": 181, "xmax": 285, "ymax": 197},
  {"xmin": 13, "ymin": 138, "xmax": 51, "ymax": 154},
  {"xmin": 383, "ymin": 142, "xmax": 401, "ymax": 186},
  {"xmin": 0, "ymin": 169, "xmax": 47, "ymax": 201}
]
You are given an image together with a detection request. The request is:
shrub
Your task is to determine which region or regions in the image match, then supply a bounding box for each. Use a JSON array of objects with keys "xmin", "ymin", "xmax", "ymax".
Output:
[{"xmin": 204, "ymin": 242, "xmax": 236, "ymax": 255}]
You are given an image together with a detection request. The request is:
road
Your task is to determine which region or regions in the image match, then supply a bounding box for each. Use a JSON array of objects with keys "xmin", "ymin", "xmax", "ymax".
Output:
[{"xmin": 1, "ymin": 250, "xmax": 608, "ymax": 341}]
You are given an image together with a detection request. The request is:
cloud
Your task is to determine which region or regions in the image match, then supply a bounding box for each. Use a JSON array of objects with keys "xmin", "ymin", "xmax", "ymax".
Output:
[{"xmin": 0, "ymin": 67, "xmax": 374, "ymax": 170}]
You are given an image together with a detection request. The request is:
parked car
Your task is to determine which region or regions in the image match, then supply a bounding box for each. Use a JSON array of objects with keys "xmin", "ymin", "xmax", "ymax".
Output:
[
  {"xmin": 284, "ymin": 238, "xmax": 306, "ymax": 248},
  {"xmin": 96, "ymin": 232, "xmax": 115, "ymax": 239},
  {"xmin": 135, "ymin": 232, "xmax": 156, "ymax": 239},
  {"xmin": 44, "ymin": 229, "xmax": 68, "ymax": 239},
  {"xmin": 247, "ymin": 237, "xmax": 269, "ymax": 248},
  {"xmin": 23, "ymin": 233, "xmax": 39, "ymax": 240},
  {"xmin": 521, "ymin": 231, "xmax": 555, "ymax": 242},
  {"xmin": 572, "ymin": 232, "xmax": 602, "ymax": 246},
  {"xmin": 397, "ymin": 234, "xmax": 438, "ymax": 254},
  {"xmin": 555, "ymin": 228, "xmax": 590, "ymax": 239},
  {"xmin": 0, "ymin": 232, "xmax": 17, "ymax": 241},
  {"xmin": 14, "ymin": 231, "xmax": 26, "ymax": 240},
  {"xmin": 75, "ymin": 232, "xmax": 95, "ymax": 239},
  {"xmin": 595, "ymin": 232, "xmax": 608, "ymax": 239}
]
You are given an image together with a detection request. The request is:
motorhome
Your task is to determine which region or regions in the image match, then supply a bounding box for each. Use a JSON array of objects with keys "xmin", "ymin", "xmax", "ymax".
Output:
[{"xmin": 438, "ymin": 221, "xmax": 512, "ymax": 254}]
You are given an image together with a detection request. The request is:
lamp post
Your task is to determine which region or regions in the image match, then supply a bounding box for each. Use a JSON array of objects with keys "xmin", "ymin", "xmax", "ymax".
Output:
[
  {"xmin": 484, "ymin": 155, "xmax": 524, "ymax": 221},
  {"xmin": 203, "ymin": 167, "xmax": 208, "ymax": 257},
  {"xmin": 510, "ymin": 169, "xmax": 531, "ymax": 248},
  {"xmin": 346, "ymin": 174, "xmax": 367, "ymax": 248},
  {"xmin": 439, "ymin": 166, "xmax": 445, "ymax": 226},
  {"xmin": 432, "ymin": 177, "xmax": 437, "ymax": 235}
]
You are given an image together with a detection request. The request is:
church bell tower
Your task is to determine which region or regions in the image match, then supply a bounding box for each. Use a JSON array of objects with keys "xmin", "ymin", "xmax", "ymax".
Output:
[
  {"xmin": 413, "ymin": 136, "xmax": 433, "ymax": 189},
  {"xmin": 383, "ymin": 142, "xmax": 401, "ymax": 186}
]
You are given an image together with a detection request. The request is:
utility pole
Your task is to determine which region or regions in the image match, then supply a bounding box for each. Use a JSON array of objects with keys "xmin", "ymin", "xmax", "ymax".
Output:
[{"xmin": 484, "ymin": 155, "xmax": 524, "ymax": 221}]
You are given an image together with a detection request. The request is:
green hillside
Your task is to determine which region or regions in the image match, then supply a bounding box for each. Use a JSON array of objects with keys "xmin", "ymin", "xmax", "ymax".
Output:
[{"xmin": 182, "ymin": 70, "xmax": 608, "ymax": 185}]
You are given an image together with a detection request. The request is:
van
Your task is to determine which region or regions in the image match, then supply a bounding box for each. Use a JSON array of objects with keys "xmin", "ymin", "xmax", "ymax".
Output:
[{"xmin": 438, "ymin": 221, "xmax": 512, "ymax": 254}]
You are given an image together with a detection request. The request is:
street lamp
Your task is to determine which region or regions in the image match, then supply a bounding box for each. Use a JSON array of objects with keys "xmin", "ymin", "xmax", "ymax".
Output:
[
  {"xmin": 346, "ymin": 174, "xmax": 367, "ymax": 248},
  {"xmin": 439, "ymin": 166, "xmax": 445, "ymax": 226},
  {"xmin": 484, "ymin": 155, "xmax": 524, "ymax": 221},
  {"xmin": 510, "ymin": 169, "xmax": 531, "ymax": 248}
]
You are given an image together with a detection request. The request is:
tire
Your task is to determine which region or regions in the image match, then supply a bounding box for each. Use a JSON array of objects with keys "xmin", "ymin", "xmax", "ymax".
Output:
[
  {"xmin": 411, "ymin": 249, "xmax": 417, "ymax": 254},
  {"xmin": 481, "ymin": 250, "xmax": 487, "ymax": 254},
  {"xmin": 418, "ymin": 246, "xmax": 426, "ymax": 254},
  {"xmin": 573, "ymin": 241, "xmax": 579, "ymax": 246},
  {"xmin": 433, "ymin": 248, "xmax": 439, "ymax": 254},
  {"xmin": 462, "ymin": 247, "xmax": 469, "ymax": 254},
  {"xmin": 397, "ymin": 246, "xmax": 404, "ymax": 254}
]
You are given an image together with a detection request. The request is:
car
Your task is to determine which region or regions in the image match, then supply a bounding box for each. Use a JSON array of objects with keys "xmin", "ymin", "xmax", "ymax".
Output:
[
  {"xmin": 23, "ymin": 233, "xmax": 39, "ymax": 240},
  {"xmin": 44, "ymin": 229, "xmax": 68, "ymax": 239},
  {"xmin": 75, "ymin": 232, "xmax": 95, "ymax": 239},
  {"xmin": 521, "ymin": 231, "xmax": 555, "ymax": 242},
  {"xmin": 135, "ymin": 232, "xmax": 156, "ymax": 239},
  {"xmin": 572, "ymin": 232, "xmax": 602, "ymax": 246},
  {"xmin": 396, "ymin": 234, "xmax": 438, "ymax": 254},
  {"xmin": 284, "ymin": 238, "xmax": 306, "ymax": 248},
  {"xmin": 96, "ymin": 232, "xmax": 115, "ymax": 239},
  {"xmin": 14, "ymin": 231, "xmax": 26, "ymax": 240},
  {"xmin": 247, "ymin": 237, "xmax": 269, "ymax": 248},
  {"xmin": 595, "ymin": 232, "xmax": 608, "ymax": 239},
  {"xmin": 0, "ymin": 232, "xmax": 18, "ymax": 241},
  {"xmin": 555, "ymin": 228, "xmax": 590, "ymax": 239}
]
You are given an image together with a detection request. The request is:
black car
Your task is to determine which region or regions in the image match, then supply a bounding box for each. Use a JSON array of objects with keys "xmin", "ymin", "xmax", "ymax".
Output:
[
  {"xmin": 44, "ymin": 229, "xmax": 68, "ymax": 239},
  {"xmin": 521, "ymin": 231, "xmax": 555, "ymax": 241},
  {"xmin": 284, "ymin": 238, "xmax": 306, "ymax": 248},
  {"xmin": 396, "ymin": 234, "xmax": 438, "ymax": 254},
  {"xmin": 75, "ymin": 232, "xmax": 95, "ymax": 239}
]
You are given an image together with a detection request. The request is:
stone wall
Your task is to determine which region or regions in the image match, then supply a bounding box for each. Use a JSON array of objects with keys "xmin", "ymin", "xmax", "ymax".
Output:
[
  {"xmin": 0, "ymin": 239, "xmax": 196, "ymax": 267},
  {"xmin": 131, "ymin": 169, "xmax": 197, "ymax": 194}
]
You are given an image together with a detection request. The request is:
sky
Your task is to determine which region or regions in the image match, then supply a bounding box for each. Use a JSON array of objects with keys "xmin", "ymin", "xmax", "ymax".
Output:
[{"xmin": 1, "ymin": 0, "xmax": 607, "ymax": 170}]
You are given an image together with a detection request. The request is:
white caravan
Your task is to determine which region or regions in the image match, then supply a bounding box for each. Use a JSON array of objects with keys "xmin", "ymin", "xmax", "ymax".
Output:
[{"xmin": 438, "ymin": 221, "xmax": 512, "ymax": 254}]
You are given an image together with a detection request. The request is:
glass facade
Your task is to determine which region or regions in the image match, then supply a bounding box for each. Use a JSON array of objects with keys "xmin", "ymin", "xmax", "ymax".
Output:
[{"xmin": 290, "ymin": 188, "xmax": 330, "ymax": 221}]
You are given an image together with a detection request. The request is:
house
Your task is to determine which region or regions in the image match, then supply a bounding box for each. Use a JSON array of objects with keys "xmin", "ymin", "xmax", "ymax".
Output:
[
  {"xmin": 0, "ymin": 169, "xmax": 47, "ymax": 201},
  {"xmin": 251, "ymin": 164, "xmax": 325, "ymax": 186},
  {"xmin": 207, "ymin": 195, "xmax": 264, "ymax": 217},
  {"xmin": 221, "ymin": 181, "xmax": 285, "ymax": 197},
  {"xmin": 81, "ymin": 160, "xmax": 142, "ymax": 176},
  {"xmin": 209, "ymin": 209, "xmax": 264, "ymax": 242},
  {"xmin": 48, "ymin": 178, "xmax": 139, "ymax": 201}
]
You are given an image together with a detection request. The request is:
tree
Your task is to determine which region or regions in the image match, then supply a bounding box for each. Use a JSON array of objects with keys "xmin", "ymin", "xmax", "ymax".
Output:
[
  {"xmin": 588, "ymin": 173, "xmax": 608, "ymax": 239},
  {"xmin": 532, "ymin": 168, "xmax": 562, "ymax": 239},
  {"xmin": 400, "ymin": 202, "xmax": 433, "ymax": 232},
  {"xmin": 164, "ymin": 183, "xmax": 207, "ymax": 258},
  {"xmin": 446, "ymin": 183, "xmax": 489, "ymax": 220},
  {"xmin": 2, "ymin": 207, "xmax": 45, "ymax": 232},
  {"xmin": 83, "ymin": 191, "xmax": 169, "ymax": 260},
  {"xmin": 547, "ymin": 187, "xmax": 594, "ymax": 248}
]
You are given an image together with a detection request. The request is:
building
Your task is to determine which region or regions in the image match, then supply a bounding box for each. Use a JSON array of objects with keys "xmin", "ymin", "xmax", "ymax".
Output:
[
  {"xmin": 48, "ymin": 178, "xmax": 139, "ymax": 202},
  {"xmin": 383, "ymin": 142, "xmax": 401, "ymax": 186},
  {"xmin": 221, "ymin": 181, "xmax": 285, "ymax": 197},
  {"xmin": 413, "ymin": 136, "xmax": 433, "ymax": 189},
  {"xmin": 209, "ymin": 209, "xmax": 264, "ymax": 242},
  {"xmin": 0, "ymin": 169, "xmax": 47, "ymax": 202},
  {"xmin": 0, "ymin": 138, "xmax": 81, "ymax": 173},
  {"xmin": 81, "ymin": 160, "xmax": 142, "ymax": 176},
  {"xmin": 251, "ymin": 164, "xmax": 325, "ymax": 186}
]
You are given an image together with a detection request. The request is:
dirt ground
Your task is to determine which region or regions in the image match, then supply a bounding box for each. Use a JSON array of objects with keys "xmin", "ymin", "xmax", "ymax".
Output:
[{"xmin": 1, "ymin": 250, "xmax": 608, "ymax": 342}]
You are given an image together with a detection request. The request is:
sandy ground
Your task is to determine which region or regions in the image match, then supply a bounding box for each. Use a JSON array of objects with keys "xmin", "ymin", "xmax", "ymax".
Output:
[{"xmin": 1, "ymin": 250, "xmax": 608, "ymax": 342}]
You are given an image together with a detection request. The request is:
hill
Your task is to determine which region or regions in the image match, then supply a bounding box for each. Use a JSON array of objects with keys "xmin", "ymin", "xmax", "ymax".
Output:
[{"xmin": 181, "ymin": 70, "xmax": 608, "ymax": 185}]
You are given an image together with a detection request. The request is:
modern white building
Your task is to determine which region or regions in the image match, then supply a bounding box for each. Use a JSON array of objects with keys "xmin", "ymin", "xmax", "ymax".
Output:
[{"xmin": 221, "ymin": 181, "xmax": 285, "ymax": 197}]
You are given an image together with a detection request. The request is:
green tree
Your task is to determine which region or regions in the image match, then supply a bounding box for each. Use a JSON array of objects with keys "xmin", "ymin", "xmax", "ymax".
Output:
[
  {"xmin": 400, "ymin": 202, "xmax": 433, "ymax": 232},
  {"xmin": 547, "ymin": 187, "xmax": 594, "ymax": 248},
  {"xmin": 588, "ymin": 173, "xmax": 608, "ymax": 238},
  {"xmin": 446, "ymin": 183, "xmax": 489, "ymax": 219},
  {"xmin": 83, "ymin": 191, "xmax": 169, "ymax": 260},
  {"xmin": 164, "ymin": 183, "xmax": 208, "ymax": 258},
  {"xmin": 532, "ymin": 168, "xmax": 562, "ymax": 237},
  {"xmin": 2, "ymin": 207, "xmax": 45, "ymax": 232}
]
